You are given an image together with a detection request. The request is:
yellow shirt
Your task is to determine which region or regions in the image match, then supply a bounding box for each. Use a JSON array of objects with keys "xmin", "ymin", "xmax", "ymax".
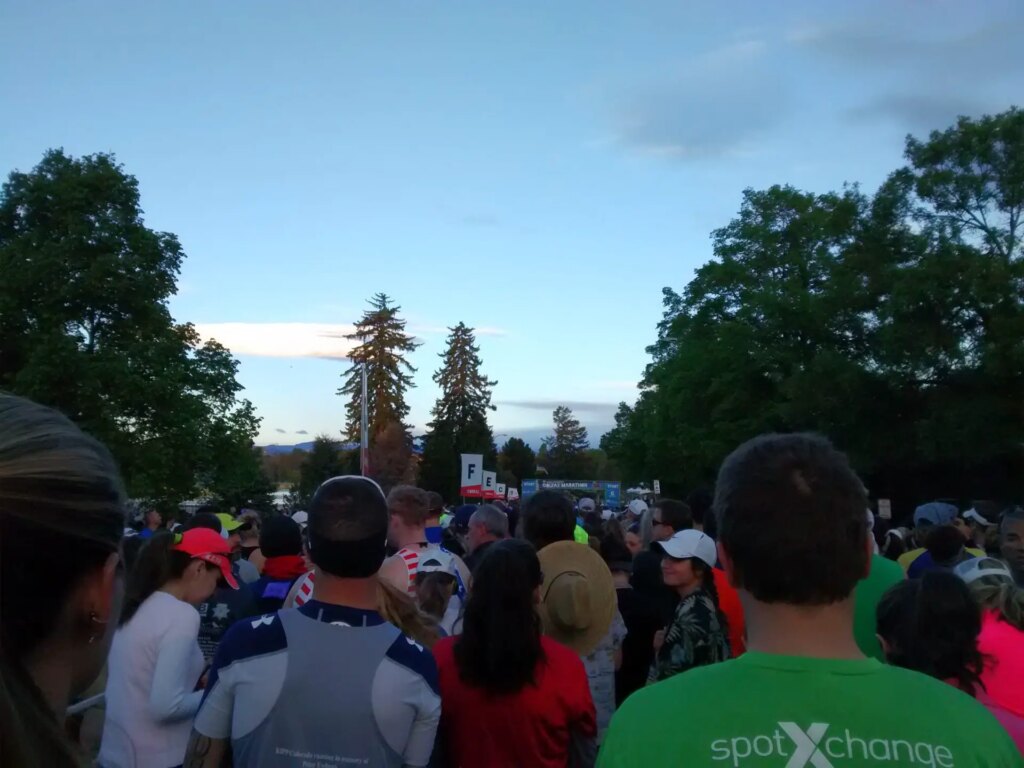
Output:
[{"xmin": 897, "ymin": 546, "xmax": 985, "ymax": 572}]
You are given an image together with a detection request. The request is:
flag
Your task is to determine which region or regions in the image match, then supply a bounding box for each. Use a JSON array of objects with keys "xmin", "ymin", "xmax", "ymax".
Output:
[{"xmin": 460, "ymin": 454, "xmax": 483, "ymax": 496}]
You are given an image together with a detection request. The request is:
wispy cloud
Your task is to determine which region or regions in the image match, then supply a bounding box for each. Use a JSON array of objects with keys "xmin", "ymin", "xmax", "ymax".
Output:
[
  {"xmin": 296, "ymin": 429, "xmax": 309, "ymax": 435},
  {"xmin": 194, "ymin": 321, "xmax": 508, "ymax": 360},
  {"xmin": 275, "ymin": 428, "xmax": 287, "ymax": 434},
  {"xmin": 194, "ymin": 323, "xmax": 358, "ymax": 360},
  {"xmin": 790, "ymin": 11, "xmax": 1024, "ymax": 131},
  {"xmin": 604, "ymin": 39, "xmax": 787, "ymax": 160},
  {"xmin": 498, "ymin": 399, "xmax": 618, "ymax": 415}
]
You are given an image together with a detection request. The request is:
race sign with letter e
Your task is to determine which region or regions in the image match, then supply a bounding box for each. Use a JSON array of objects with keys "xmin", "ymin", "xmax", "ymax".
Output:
[{"xmin": 482, "ymin": 470, "xmax": 497, "ymax": 500}]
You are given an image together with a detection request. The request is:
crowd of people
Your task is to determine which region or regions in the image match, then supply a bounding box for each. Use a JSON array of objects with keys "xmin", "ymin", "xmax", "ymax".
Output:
[{"xmin": 1, "ymin": 390, "xmax": 1023, "ymax": 767}]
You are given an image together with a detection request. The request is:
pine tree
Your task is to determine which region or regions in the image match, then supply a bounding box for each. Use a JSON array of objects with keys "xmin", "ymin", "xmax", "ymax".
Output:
[
  {"xmin": 498, "ymin": 437, "xmax": 537, "ymax": 488},
  {"xmin": 338, "ymin": 293, "xmax": 420, "ymax": 441},
  {"xmin": 419, "ymin": 322, "xmax": 498, "ymax": 500},
  {"xmin": 543, "ymin": 406, "xmax": 590, "ymax": 479}
]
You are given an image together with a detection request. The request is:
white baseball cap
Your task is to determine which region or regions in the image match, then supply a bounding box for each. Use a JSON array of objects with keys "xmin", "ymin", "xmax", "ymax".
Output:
[
  {"xmin": 954, "ymin": 557, "xmax": 1013, "ymax": 585},
  {"xmin": 578, "ymin": 498, "xmax": 596, "ymax": 512},
  {"xmin": 962, "ymin": 508, "xmax": 994, "ymax": 527},
  {"xmin": 290, "ymin": 510, "xmax": 309, "ymax": 529},
  {"xmin": 654, "ymin": 529, "xmax": 718, "ymax": 569},
  {"xmin": 627, "ymin": 499, "xmax": 649, "ymax": 516}
]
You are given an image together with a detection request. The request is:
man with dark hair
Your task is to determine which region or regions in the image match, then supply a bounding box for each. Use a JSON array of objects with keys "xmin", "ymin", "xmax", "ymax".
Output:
[
  {"xmin": 188, "ymin": 476, "xmax": 441, "ymax": 768},
  {"xmin": 685, "ymin": 488, "xmax": 714, "ymax": 535},
  {"xmin": 521, "ymin": 489, "xmax": 576, "ymax": 551},
  {"xmin": 249, "ymin": 515, "xmax": 308, "ymax": 612},
  {"xmin": 1001, "ymin": 508, "xmax": 1024, "ymax": 587},
  {"xmin": 599, "ymin": 433, "xmax": 1019, "ymax": 767}
]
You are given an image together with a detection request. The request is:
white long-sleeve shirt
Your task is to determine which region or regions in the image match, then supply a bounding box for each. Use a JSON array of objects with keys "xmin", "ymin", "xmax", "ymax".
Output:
[{"xmin": 99, "ymin": 590, "xmax": 205, "ymax": 768}]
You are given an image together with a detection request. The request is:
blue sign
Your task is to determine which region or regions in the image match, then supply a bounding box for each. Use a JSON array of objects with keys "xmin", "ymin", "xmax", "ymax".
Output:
[{"xmin": 522, "ymin": 479, "xmax": 622, "ymax": 508}]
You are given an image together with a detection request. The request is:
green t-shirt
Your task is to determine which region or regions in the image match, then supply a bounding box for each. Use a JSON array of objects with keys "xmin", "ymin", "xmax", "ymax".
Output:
[
  {"xmin": 853, "ymin": 554, "xmax": 905, "ymax": 661},
  {"xmin": 598, "ymin": 653, "xmax": 1021, "ymax": 768}
]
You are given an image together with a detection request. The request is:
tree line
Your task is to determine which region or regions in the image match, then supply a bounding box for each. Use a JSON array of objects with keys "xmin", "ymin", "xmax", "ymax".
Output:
[
  {"xmin": 601, "ymin": 108, "xmax": 1023, "ymax": 512},
  {"xmin": 0, "ymin": 150, "xmax": 592, "ymax": 509}
]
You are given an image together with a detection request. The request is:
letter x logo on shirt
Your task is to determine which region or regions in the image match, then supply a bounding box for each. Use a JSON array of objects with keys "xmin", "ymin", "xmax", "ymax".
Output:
[{"xmin": 779, "ymin": 723, "xmax": 834, "ymax": 768}]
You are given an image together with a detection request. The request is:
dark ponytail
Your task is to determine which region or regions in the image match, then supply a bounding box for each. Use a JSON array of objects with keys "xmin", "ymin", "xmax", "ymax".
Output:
[
  {"xmin": 120, "ymin": 531, "xmax": 193, "ymax": 625},
  {"xmin": 696, "ymin": 560, "xmax": 729, "ymax": 636}
]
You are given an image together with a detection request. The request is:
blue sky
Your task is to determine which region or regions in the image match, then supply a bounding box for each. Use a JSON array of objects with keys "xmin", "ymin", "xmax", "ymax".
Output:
[{"xmin": 3, "ymin": 1, "xmax": 1022, "ymax": 447}]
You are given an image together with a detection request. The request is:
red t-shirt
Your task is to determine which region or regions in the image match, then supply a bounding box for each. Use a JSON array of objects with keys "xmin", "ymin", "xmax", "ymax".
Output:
[
  {"xmin": 712, "ymin": 567, "xmax": 746, "ymax": 657},
  {"xmin": 433, "ymin": 635, "xmax": 596, "ymax": 768}
]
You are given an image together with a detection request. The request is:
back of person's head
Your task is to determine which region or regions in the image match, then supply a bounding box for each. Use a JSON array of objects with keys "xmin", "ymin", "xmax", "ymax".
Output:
[
  {"xmin": 121, "ymin": 530, "xmax": 217, "ymax": 624},
  {"xmin": 0, "ymin": 394, "xmax": 125, "ymax": 768},
  {"xmin": 377, "ymin": 578, "xmax": 440, "ymax": 648},
  {"xmin": 876, "ymin": 572, "xmax": 984, "ymax": 695},
  {"xmin": 686, "ymin": 488, "xmax": 714, "ymax": 536},
  {"xmin": 600, "ymin": 532, "xmax": 633, "ymax": 574},
  {"xmin": 455, "ymin": 539, "xmax": 544, "ymax": 694},
  {"xmin": 425, "ymin": 491, "xmax": 444, "ymax": 518},
  {"xmin": 714, "ymin": 433, "xmax": 869, "ymax": 605},
  {"xmin": 415, "ymin": 572, "xmax": 455, "ymax": 622},
  {"xmin": 470, "ymin": 504, "xmax": 509, "ymax": 538},
  {"xmin": 387, "ymin": 484, "xmax": 430, "ymax": 528},
  {"xmin": 308, "ymin": 476, "xmax": 388, "ymax": 578},
  {"xmin": 881, "ymin": 527, "xmax": 908, "ymax": 560},
  {"xmin": 259, "ymin": 515, "xmax": 303, "ymax": 558},
  {"xmin": 923, "ymin": 524, "xmax": 966, "ymax": 565},
  {"xmin": 183, "ymin": 512, "xmax": 222, "ymax": 533},
  {"xmin": 653, "ymin": 498, "xmax": 693, "ymax": 533},
  {"xmin": 522, "ymin": 490, "xmax": 575, "ymax": 550}
]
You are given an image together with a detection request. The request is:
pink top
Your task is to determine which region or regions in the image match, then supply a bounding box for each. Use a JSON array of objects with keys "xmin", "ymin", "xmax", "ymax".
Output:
[
  {"xmin": 979, "ymin": 610, "xmax": 1024, "ymax": 718},
  {"xmin": 976, "ymin": 688, "xmax": 1024, "ymax": 756}
]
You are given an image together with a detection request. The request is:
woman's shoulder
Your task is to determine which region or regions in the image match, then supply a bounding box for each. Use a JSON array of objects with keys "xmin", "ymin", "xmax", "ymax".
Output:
[{"xmin": 146, "ymin": 591, "xmax": 200, "ymax": 626}]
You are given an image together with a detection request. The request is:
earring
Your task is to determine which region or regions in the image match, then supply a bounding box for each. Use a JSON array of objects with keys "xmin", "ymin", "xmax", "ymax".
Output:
[{"xmin": 87, "ymin": 611, "xmax": 108, "ymax": 645}]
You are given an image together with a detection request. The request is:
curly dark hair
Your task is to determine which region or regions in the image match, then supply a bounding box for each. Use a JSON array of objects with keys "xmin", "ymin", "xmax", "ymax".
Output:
[{"xmin": 876, "ymin": 572, "xmax": 985, "ymax": 696}]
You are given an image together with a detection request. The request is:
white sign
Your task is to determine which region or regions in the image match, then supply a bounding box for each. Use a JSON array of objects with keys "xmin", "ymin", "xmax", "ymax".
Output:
[
  {"xmin": 507, "ymin": 487, "xmax": 520, "ymax": 501},
  {"xmin": 482, "ymin": 470, "xmax": 497, "ymax": 499},
  {"xmin": 653, "ymin": 479, "xmax": 661, "ymax": 495},
  {"xmin": 496, "ymin": 483, "xmax": 506, "ymax": 499},
  {"xmin": 877, "ymin": 499, "xmax": 892, "ymax": 520},
  {"xmin": 460, "ymin": 454, "xmax": 483, "ymax": 495}
]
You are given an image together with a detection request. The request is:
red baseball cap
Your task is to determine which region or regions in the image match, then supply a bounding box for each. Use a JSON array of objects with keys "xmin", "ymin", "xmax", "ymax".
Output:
[{"xmin": 173, "ymin": 528, "xmax": 238, "ymax": 589}]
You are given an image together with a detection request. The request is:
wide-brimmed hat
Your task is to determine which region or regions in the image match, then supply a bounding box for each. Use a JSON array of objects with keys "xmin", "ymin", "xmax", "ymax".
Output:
[{"xmin": 537, "ymin": 541, "xmax": 616, "ymax": 656}]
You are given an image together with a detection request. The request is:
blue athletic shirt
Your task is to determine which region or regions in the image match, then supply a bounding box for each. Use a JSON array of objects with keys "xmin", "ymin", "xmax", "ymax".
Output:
[{"xmin": 194, "ymin": 600, "xmax": 441, "ymax": 768}]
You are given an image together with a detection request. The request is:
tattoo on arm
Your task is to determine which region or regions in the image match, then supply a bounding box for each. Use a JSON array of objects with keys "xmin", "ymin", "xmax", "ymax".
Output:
[{"xmin": 184, "ymin": 729, "xmax": 231, "ymax": 768}]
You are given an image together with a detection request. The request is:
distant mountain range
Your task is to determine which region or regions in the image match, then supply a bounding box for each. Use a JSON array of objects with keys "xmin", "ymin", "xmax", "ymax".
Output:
[{"xmin": 259, "ymin": 425, "xmax": 611, "ymax": 455}]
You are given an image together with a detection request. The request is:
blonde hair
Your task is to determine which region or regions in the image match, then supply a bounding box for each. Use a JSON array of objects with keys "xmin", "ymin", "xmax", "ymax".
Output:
[
  {"xmin": 969, "ymin": 578, "xmax": 1024, "ymax": 631},
  {"xmin": 0, "ymin": 393, "xmax": 125, "ymax": 768},
  {"xmin": 376, "ymin": 578, "xmax": 441, "ymax": 648}
]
